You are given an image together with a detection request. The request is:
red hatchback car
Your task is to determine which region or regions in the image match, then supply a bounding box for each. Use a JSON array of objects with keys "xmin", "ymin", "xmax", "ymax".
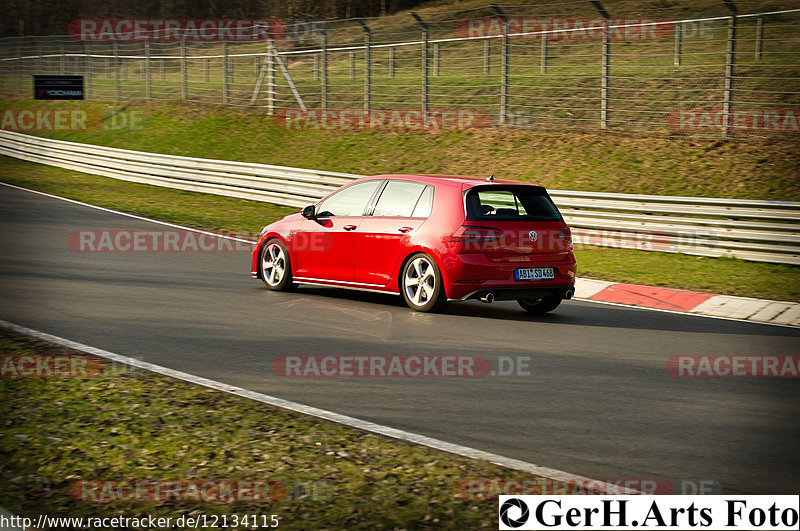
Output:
[{"xmin": 251, "ymin": 175, "xmax": 577, "ymax": 313}]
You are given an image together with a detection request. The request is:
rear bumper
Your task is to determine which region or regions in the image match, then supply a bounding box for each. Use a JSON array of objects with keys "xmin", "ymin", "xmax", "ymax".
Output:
[{"xmin": 442, "ymin": 252, "xmax": 577, "ymax": 300}]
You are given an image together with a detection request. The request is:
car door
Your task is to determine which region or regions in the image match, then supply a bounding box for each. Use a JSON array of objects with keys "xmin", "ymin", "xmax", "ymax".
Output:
[
  {"xmin": 292, "ymin": 180, "xmax": 382, "ymax": 283},
  {"xmin": 354, "ymin": 181, "xmax": 433, "ymax": 286}
]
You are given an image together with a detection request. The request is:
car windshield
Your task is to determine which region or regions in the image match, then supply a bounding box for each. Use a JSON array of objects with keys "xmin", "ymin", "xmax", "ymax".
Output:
[{"xmin": 465, "ymin": 186, "xmax": 562, "ymax": 221}]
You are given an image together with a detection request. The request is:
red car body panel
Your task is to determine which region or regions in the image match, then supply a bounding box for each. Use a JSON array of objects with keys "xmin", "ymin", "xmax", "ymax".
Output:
[{"xmin": 251, "ymin": 175, "xmax": 577, "ymax": 302}]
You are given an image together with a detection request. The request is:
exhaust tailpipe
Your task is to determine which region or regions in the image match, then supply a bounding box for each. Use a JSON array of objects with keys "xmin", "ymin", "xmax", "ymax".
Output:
[
  {"xmin": 564, "ymin": 288, "xmax": 575, "ymax": 300},
  {"xmin": 480, "ymin": 293, "xmax": 495, "ymax": 304}
]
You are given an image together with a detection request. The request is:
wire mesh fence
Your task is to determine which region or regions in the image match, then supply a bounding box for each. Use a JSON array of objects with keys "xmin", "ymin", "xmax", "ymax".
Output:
[{"xmin": 0, "ymin": 2, "xmax": 798, "ymax": 139}]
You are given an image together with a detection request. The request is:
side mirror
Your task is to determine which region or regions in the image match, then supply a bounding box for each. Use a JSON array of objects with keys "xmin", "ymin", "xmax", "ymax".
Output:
[{"xmin": 301, "ymin": 205, "xmax": 316, "ymax": 219}]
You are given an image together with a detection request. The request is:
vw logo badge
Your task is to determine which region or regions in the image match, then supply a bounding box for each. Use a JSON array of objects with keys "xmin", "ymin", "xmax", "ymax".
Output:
[{"xmin": 528, "ymin": 230, "xmax": 538, "ymax": 242}]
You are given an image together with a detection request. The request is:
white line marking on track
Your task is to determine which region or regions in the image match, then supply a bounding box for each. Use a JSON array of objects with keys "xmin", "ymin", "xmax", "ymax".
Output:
[{"xmin": 0, "ymin": 318, "xmax": 639, "ymax": 494}]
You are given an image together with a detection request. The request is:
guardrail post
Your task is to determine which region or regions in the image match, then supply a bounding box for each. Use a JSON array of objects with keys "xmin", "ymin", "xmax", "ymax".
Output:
[
  {"xmin": 356, "ymin": 19, "xmax": 372, "ymax": 114},
  {"xmin": 313, "ymin": 52, "xmax": 319, "ymax": 80},
  {"xmin": 755, "ymin": 17, "xmax": 763, "ymax": 60},
  {"xmin": 181, "ymin": 40, "xmax": 188, "ymax": 102},
  {"xmin": 411, "ymin": 12, "xmax": 429, "ymax": 124},
  {"xmin": 36, "ymin": 43, "xmax": 41, "ymax": 74},
  {"xmin": 254, "ymin": 56, "xmax": 258, "ymax": 79},
  {"xmin": 349, "ymin": 52, "xmax": 355, "ymax": 79},
  {"xmin": 144, "ymin": 40, "xmax": 152, "ymax": 102},
  {"xmin": 84, "ymin": 42, "xmax": 91, "ymax": 98},
  {"xmin": 483, "ymin": 39, "xmax": 490, "ymax": 74},
  {"xmin": 223, "ymin": 42, "xmax": 229, "ymax": 105},
  {"xmin": 204, "ymin": 58, "xmax": 209, "ymax": 82},
  {"xmin": 433, "ymin": 43, "xmax": 440, "ymax": 76},
  {"xmin": 722, "ymin": 0, "xmax": 738, "ymax": 136},
  {"xmin": 160, "ymin": 59, "xmax": 165, "ymax": 80},
  {"xmin": 113, "ymin": 41, "xmax": 121, "ymax": 103},
  {"xmin": 491, "ymin": 5, "xmax": 509, "ymax": 126},
  {"xmin": 591, "ymin": 1, "xmax": 611, "ymax": 130},
  {"xmin": 389, "ymin": 47, "xmax": 395, "ymax": 77},
  {"xmin": 674, "ymin": 23, "xmax": 682, "ymax": 66}
]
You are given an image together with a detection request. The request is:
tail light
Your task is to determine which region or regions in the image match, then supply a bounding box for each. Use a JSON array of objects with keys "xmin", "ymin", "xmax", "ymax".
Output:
[
  {"xmin": 556, "ymin": 227, "xmax": 572, "ymax": 244},
  {"xmin": 449, "ymin": 226, "xmax": 504, "ymax": 243}
]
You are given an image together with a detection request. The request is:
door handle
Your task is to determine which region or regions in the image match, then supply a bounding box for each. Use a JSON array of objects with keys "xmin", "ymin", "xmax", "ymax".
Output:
[
  {"xmin": 343, "ymin": 225, "xmax": 357, "ymax": 231},
  {"xmin": 398, "ymin": 226, "xmax": 414, "ymax": 233}
]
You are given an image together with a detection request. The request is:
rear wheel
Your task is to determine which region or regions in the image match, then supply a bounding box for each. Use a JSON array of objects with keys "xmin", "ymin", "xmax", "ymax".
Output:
[
  {"xmin": 401, "ymin": 254, "xmax": 449, "ymax": 313},
  {"xmin": 259, "ymin": 239, "xmax": 295, "ymax": 291},
  {"xmin": 517, "ymin": 296, "xmax": 562, "ymax": 314}
]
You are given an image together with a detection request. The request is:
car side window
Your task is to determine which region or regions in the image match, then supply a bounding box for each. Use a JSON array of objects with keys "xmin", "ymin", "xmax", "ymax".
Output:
[
  {"xmin": 411, "ymin": 185, "xmax": 434, "ymax": 218},
  {"xmin": 372, "ymin": 181, "xmax": 428, "ymax": 218},
  {"xmin": 317, "ymin": 181, "xmax": 381, "ymax": 217}
]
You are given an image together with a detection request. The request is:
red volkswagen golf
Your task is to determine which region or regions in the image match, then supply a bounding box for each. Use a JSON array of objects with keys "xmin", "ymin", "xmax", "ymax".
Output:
[{"xmin": 251, "ymin": 175, "xmax": 577, "ymax": 313}]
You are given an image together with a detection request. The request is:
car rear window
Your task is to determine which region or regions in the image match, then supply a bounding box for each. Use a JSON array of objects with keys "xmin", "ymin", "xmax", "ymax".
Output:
[{"xmin": 465, "ymin": 186, "xmax": 562, "ymax": 221}]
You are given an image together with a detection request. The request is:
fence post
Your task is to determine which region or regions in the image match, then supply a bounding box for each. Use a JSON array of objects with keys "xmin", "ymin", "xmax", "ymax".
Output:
[
  {"xmin": 755, "ymin": 17, "xmax": 763, "ymax": 60},
  {"xmin": 320, "ymin": 24, "xmax": 328, "ymax": 110},
  {"xmin": 389, "ymin": 47, "xmax": 395, "ymax": 77},
  {"xmin": 356, "ymin": 19, "xmax": 372, "ymax": 114},
  {"xmin": 411, "ymin": 13, "xmax": 429, "ymax": 123},
  {"xmin": 267, "ymin": 50, "xmax": 275, "ymax": 115},
  {"xmin": 591, "ymin": 1, "xmax": 611, "ymax": 130},
  {"xmin": 113, "ymin": 41, "xmax": 121, "ymax": 102},
  {"xmin": 491, "ymin": 5, "xmax": 509, "ymax": 126},
  {"xmin": 85, "ymin": 42, "xmax": 92, "ymax": 98},
  {"xmin": 484, "ymin": 39, "xmax": 490, "ymax": 74},
  {"xmin": 223, "ymin": 42, "xmax": 229, "ymax": 105},
  {"xmin": 541, "ymin": 32, "xmax": 548, "ymax": 74},
  {"xmin": 16, "ymin": 42, "xmax": 22, "ymax": 95},
  {"xmin": 722, "ymin": 0, "xmax": 738, "ymax": 135},
  {"xmin": 144, "ymin": 40, "xmax": 152, "ymax": 102},
  {"xmin": 59, "ymin": 41, "xmax": 65, "ymax": 75},
  {"xmin": 181, "ymin": 40, "xmax": 188, "ymax": 102},
  {"xmin": 674, "ymin": 23, "xmax": 682, "ymax": 66}
]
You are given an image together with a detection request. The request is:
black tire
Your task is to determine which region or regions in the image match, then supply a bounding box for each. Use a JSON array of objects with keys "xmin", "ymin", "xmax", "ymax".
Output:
[
  {"xmin": 259, "ymin": 239, "xmax": 296, "ymax": 291},
  {"xmin": 400, "ymin": 253, "xmax": 449, "ymax": 313},
  {"xmin": 517, "ymin": 296, "xmax": 562, "ymax": 314}
]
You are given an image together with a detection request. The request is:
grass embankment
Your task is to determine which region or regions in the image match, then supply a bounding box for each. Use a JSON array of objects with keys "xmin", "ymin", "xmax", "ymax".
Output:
[
  {"xmin": 1, "ymin": 156, "xmax": 798, "ymax": 302},
  {"xmin": 0, "ymin": 329, "xmax": 529, "ymax": 529}
]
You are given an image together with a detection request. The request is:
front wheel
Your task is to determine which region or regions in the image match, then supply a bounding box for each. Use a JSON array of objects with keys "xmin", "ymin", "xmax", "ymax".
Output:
[
  {"xmin": 517, "ymin": 296, "xmax": 562, "ymax": 314},
  {"xmin": 259, "ymin": 239, "xmax": 295, "ymax": 291},
  {"xmin": 401, "ymin": 254, "xmax": 449, "ymax": 313}
]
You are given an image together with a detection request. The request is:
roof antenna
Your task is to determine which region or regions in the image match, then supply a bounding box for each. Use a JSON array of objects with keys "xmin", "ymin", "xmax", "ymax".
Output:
[{"xmin": 487, "ymin": 174, "xmax": 494, "ymax": 182}]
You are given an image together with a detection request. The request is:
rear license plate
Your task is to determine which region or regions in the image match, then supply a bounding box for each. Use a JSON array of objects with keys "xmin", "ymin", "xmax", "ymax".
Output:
[{"xmin": 514, "ymin": 267, "xmax": 555, "ymax": 281}]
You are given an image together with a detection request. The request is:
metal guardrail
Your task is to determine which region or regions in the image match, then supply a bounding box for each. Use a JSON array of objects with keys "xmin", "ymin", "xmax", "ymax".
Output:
[{"xmin": 1, "ymin": 129, "xmax": 798, "ymax": 265}]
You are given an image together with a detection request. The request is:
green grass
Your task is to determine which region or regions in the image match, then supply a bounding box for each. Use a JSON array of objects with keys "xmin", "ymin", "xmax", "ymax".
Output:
[
  {"xmin": 0, "ymin": 329, "xmax": 531, "ymax": 529},
  {"xmin": 1, "ymin": 156, "xmax": 798, "ymax": 302}
]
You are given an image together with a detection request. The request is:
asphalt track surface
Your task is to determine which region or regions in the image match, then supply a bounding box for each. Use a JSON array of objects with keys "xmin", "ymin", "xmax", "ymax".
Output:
[{"xmin": 1, "ymin": 183, "xmax": 799, "ymax": 495}]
